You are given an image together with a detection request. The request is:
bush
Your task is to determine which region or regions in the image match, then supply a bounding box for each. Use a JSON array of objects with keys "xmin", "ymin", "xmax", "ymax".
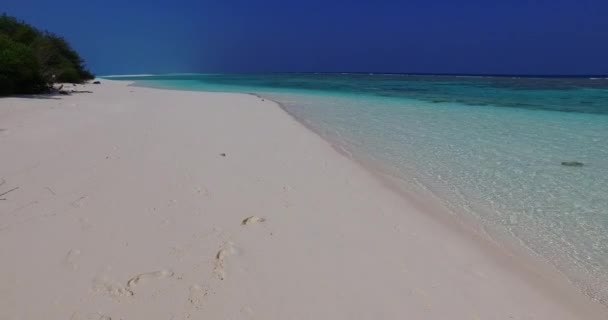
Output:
[
  {"xmin": 0, "ymin": 35, "xmax": 45, "ymax": 94},
  {"xmin": 55, "ymin": 66, "xmax": 80, "ymax": 83},
  {"xmin": 0, "ymin": 13, "xmax": 94, "ymax": 95}
]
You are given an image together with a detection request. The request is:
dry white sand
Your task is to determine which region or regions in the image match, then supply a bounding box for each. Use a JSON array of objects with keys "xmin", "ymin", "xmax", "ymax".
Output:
[{"xmin": 0, "ymin": 80, "xmax": 605, "ymax": 319}]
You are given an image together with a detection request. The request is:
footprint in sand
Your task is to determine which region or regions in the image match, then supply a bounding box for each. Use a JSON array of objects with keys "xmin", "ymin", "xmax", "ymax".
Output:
[
  {"xmin": 94, "ymin": 269, "xmax": 174, "ymax": 299},
  {"xmin": 78, "ymin": 217, "xmax": 93, "ymax": 231},
  {"xmin": 241, "ymin": 216, "xmax": 265, "ymax": 226},
  {"xmin": 394, "ymin": 224, "xmax": 404, "ymax": 233},
  {"xmin": 195, "ymin": 186, "xmax": 209, "ymax": 196},
  {"xmin": 240, "ymin": 305, "xmax": 254, "ymax": 316},
  {"xmin": 70, "ymin": 312, "xmax": 112, "ymax": 320},
  {"xmin": 93, "ymin": 277, "xmax": 134, "ymax": 298},
  {"xmin": 214, "ymin": 243, "xmax": 236, "ymax": 280},
  {"xmin": 63, "ymin": 249, "xmax": 81, "ymax": 270},
  {"xmin": 70, "ymin": 195, "xmax": 88, "ymax": 208},
  {"xmin": 127, "ymin": 269, "xmax": 174, "ymax": 289},
  {"xmin": 188, "ymin": 284, "xmax": 209, "ymax": 309}
]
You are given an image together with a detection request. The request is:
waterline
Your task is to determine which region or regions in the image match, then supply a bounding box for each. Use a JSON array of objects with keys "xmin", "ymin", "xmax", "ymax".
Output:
[{"xmin": 111, "ymin": 74, "xmax": 608, "ymax": 303}]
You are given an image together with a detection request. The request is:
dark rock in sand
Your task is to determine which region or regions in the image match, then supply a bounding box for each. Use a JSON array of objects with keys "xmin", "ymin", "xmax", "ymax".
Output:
[
  {"xmin": 220, "ymin": 153, "xmax": 226, "ymax": 157},
  {"xmin": 93, "ymin": 81, "xmax": 101, "ymax": 84},
  {"xmin": 59, "ymin": 90, "xmax": 70, "ymax": 95},
  {"xmin": 561, "ymin": 161, "xmax": 584, "ymax": 167}
]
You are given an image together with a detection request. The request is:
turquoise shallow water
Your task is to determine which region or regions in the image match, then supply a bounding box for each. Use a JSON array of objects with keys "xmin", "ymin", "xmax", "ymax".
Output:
[{"xmin": 107, "ymin": 73, "xmax": 608, "ymax": 301}]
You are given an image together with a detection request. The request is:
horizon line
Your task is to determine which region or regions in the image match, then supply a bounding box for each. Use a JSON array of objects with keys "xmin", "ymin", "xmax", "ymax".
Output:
[{"xmin": 100, "ymin": 72, "xmax": 608, "ymax": 79}]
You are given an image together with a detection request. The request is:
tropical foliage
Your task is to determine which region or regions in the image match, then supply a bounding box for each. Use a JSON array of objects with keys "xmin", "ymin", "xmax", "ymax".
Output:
[{"xmin": 0, "ymin": 13, "xmax": 93, "ymax": 95}]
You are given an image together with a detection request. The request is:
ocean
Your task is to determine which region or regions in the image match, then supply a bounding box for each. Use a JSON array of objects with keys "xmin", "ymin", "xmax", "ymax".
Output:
[{"xmin": 106, "ymin": 73, "xmax": 608, "ymax": 302}]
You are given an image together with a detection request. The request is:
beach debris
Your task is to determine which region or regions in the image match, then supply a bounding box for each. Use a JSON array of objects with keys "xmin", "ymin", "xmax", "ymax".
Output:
[
  {"xmin": 220, "ymin": 153, "xmax": 226, "ymax": 157},
  {"xmin": 93, "ymin": 81, "xmax": 101, "ymax": 84},
  {"xmin": 241, "ymin": 216, "xmax": 265, "ymax": 225},
  {"xmin": 0, "ymin": 186, "xmax": 19, "ymax": 200},
  {"xmin": 59, "ymin": 90, "xmax": 70, "ymax": 95},
  {"xmin": 561, "ymin": 161, "xmax": 584, "ymax": 167}
]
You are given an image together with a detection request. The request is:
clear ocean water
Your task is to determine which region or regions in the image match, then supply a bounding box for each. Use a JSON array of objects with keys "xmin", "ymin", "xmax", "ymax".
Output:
[{"xmin": 108, "ymin": 73, "xmax": 608, "ymax": 302}]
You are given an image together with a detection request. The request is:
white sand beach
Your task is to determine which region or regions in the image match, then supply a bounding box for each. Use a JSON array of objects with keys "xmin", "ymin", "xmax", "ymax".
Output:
[{"xmin": 0, "ymin": 80, "xmax": 605, "ymax": 319}]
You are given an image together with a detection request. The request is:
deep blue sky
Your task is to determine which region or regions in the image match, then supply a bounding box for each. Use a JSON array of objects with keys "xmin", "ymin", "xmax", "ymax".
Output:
[{"xmin": 3, "ymin": 0, "xmax": 608, "ymax": 75}]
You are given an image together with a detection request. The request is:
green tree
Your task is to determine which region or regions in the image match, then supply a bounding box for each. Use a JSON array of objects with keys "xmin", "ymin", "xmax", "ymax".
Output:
[
  {"xmin": 0, "ymin": 13, "xmax": 94, "ymax": 96},
  {"xmin": 0, "ymin": 35, "xmax": 45, "ymax": 94}
]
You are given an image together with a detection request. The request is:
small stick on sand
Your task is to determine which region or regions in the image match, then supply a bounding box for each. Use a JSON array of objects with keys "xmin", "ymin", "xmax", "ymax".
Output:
[
  {"xmin": 0, "ymin": 186, "xmax": 19, "ymax": 200},
  {"xmin": 46, "ymin": 186, "xmax": 56, "ymax": 196}
]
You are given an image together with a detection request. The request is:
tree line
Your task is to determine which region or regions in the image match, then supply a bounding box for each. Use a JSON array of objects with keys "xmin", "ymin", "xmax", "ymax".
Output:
[{"xmin": 0, "ymin": 13, "xmax": 94, "ymax": 96}]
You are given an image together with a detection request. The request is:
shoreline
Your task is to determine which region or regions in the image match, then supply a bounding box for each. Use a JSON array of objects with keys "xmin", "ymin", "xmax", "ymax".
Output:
[
  {"xmin": 263, "ymin": 92, "xmax": 608, "ymax": 308},
  {"xmin": 153, "ymin": 83, "xmax": 606, "ymax": 307},
  {"xmin": 138, "ymin": 80, "xmax": 608, "ymax": 310},
  {"xmin": 1, "ymin": 80, "xmax": 606, "ymax": 319},
  {"xmin": 120, "ymin": 81, "xmax": 608, "ymax": 311}
]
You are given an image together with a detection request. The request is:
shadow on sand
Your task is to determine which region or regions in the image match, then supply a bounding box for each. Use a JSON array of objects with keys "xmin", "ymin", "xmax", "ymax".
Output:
[{"xmin": 5, "ymin": 90, "xmax": 93, "ymax": 100}]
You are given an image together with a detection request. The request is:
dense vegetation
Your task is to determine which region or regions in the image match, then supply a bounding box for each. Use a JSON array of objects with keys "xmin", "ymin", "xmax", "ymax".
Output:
[{"xmin": 0, "ymin": 13, "xmax": 93, "ymax": 96}]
